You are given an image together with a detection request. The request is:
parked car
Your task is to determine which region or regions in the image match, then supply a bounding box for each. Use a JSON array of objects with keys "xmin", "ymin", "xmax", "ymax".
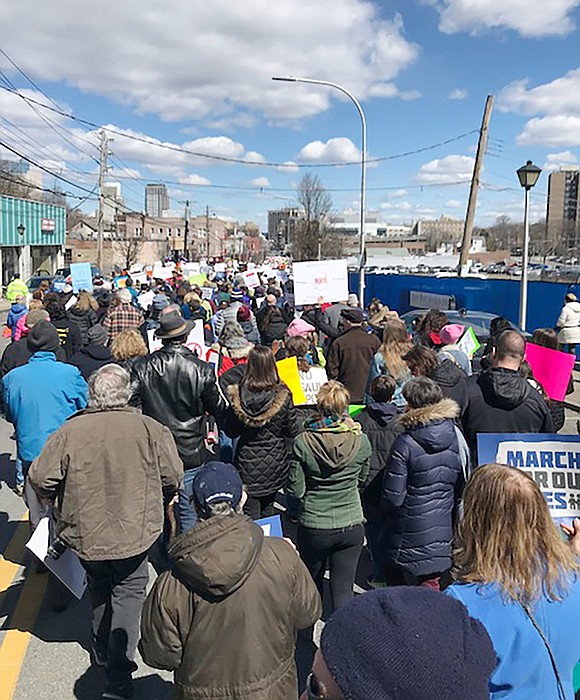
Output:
[{"xmin": 26, "ymin": 275, "xmax": 55, "ymax": 292}]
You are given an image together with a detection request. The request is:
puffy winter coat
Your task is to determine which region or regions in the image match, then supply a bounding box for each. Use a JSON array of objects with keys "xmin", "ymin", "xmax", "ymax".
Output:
[
  {"xmin": 6, "ymin": 304, "xmax": 27, "ymax": 340},
  {"xmin": 130, "ymin": 343, "xmax": 225, "ymax": 468},
  {"xmin": 67, "ymin": 307, "xmax": 98, "ymax": 346},
  {"xmin": 69, "ymin": 343, "xmax": 113, "ymax": 381},
  {"xmin": 327, "ymin": 327, "xmax": 381, "ymax": 404},
  {"xmin": 225, "ymin": 384, "xmax": 299, "ymax": 496},
  {"xmin": 139, "ymin": 514, "xmax": 321, "ymax": 700},
  {"xmin": 556, "ymin": 300, "xmax": 580, "ymax": 344},
  {"xmin": 381, "ymin": 398, "xmax": 468, "ymax": 577},
  {"xmin": 355, "ymin": 402, "xmax": 403, "ymax": 506},
  {"xmin": 427, "ymin": 357, "xmax": 468, "ymax": 415},
  {"xmin": 461, "ymin": 367, "xmax": 553, "ymax": 461}
]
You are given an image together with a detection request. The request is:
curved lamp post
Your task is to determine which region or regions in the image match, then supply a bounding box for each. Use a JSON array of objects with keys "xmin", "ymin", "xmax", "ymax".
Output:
[
  {"xmin": 516, "ymin": 160, "xmax": 542, "ymax": 330},
  {"xmin": 272, "ymin": 76, "xmax": 367, "ymax": 306}
]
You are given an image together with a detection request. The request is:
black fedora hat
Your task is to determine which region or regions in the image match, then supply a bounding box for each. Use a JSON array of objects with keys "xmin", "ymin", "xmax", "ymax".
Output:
[{"xmin": 155, "ymin": 309, "xmax": 194, "ymax": 339}]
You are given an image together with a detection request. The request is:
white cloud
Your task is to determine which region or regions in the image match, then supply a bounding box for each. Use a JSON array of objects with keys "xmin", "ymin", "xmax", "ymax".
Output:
[
  {"xmin": 517, "ymin": 116, "xmax": 580, "ymax": 146},
  {"xmin": 250, "ymin": 177, "xmax": 271, "ymax": 188},
  {"xmin": 543, "ymin": 151, "xmax": 578, "ymax": 171},
  {"xmin": 428, "ymin": 0, "xmax": 580, "ymax": 37},
  {"xmin": 416, "ymin": 154, "xmax": 475, "ymax": 184},
  {"xmin": 298, "ymin": 137, "xmax": 361, "ymax": 163},
  {"xmin": 448, "ymin": 88, "xmax": 467, "ymax": 100},
  {"xmin": 498, "ymin": 69, "xmax": 580, "ymax": 116},
  {"xmin": 445, "ymin": 198, "xmax": 463, "ymax": 207},
  {"xmin": 276, "ymin": 161, "xmax": 299, "ymax": 173},
  {"xmin": 244, "ymin": 151, "xmax": 267, "ymax": 165},
  {"xmin": 0, "ymin": 1, "xmax": 418, "ymax": 122},
  {"xmin": 380, "ymin": 200, "xmax": 413, "ymax": 211},
  {"xmin": 178, "ymin": 174, "xmax": 211, "ymax": 186},
  {"xmin": 387, "ymin": 189, "xmax": 408, "ymax": 198}
]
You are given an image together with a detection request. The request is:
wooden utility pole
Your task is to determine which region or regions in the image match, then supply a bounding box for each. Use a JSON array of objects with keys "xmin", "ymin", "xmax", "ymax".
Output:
[
  {"xmin": 96, "ymin": 130, "xmax": 108, "ymax": 273},
  {"xmin": 184, "ymin": 199, "xmax": 190, "ymax": 261},
  {"xmin": 458, "ymin": 95, "xmax": 494, "ymax": 276}
]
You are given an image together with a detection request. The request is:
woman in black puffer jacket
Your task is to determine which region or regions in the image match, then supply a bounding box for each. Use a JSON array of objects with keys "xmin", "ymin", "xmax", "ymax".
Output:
[
  {"xmin": 224, "ymin": 345, "xmax": 300, "ymax": 519},
  {"xmin": 380, "ymin": 377, "xmax": 469, "ymax": 590},
  {"xmin": 67, "ymin": 290, "xmax": 98, "ymax": 346}
]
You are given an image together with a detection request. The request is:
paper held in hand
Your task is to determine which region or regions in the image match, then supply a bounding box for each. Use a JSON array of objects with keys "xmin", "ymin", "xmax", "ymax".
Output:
[
  {"xmin": 457, "ymin": 327, "xmax": 481, "ymax": 359},
  {"xmin": 26, "ymin": 516, "xmax": 87, "ymax": 599},
  {"xmin": 293, "ymin": 259, "xmax": 348, "ymax": 306}
]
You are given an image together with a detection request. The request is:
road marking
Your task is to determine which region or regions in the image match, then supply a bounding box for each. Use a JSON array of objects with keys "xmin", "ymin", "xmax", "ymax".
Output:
[
  {"xmin": 0, "ymin": 512, "xmax": 47, "ymax": 700},
  {"xmin": 0, "ymin": 515, "xmax": 29, "ymax": 595},
  {"xmin": 0, "ymin": 570, "xmax": 47, "ymax": 700}
]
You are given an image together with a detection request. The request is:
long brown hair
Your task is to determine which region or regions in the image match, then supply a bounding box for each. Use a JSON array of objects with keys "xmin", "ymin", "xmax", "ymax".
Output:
[
  {"xmin": 454, "ymin": 464, "xmax": 580, "ymax": 605},
  {"xmin": 378, "ymin": 319, "xmax": 411, "ymax": 380},
  {"xmin": 284, "ymin": 336, "xmax": 311, "ymax": 372},
  {"xmin": 403, "ymin": 345, "xmax": 439, "ymax": 376},
  {"xmin": 240, "ymin": 345, "xmax": 281, "ymax": 392}
]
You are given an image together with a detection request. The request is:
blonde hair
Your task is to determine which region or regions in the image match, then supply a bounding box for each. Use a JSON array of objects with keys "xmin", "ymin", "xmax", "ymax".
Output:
[
  {"xmin": 28, "ymin": 299, "xmax": 43, "ymax": 311},
  {"xmin": 454, "ymin": 464, "xmax": 580, "ymax": 605},
  {"xmin": 378, "ymin": 319, "xmax": 412, "ymax": 380},
  {"xmin": 111, "ymin": 329, "xmax": 148, "ymax": 361},
  {"xmin": 75, "ymin": 290, "xmax": 98, "ymax": 312},
  {"xmin": 316, "ymin": 380, "xmax": 350, "ymax": 416}
]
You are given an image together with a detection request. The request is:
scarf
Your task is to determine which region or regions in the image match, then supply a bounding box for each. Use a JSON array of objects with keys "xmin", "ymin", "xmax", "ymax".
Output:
[{"xmin": 305, "ymin": 413, "xmax": 361, "ymax": 434}]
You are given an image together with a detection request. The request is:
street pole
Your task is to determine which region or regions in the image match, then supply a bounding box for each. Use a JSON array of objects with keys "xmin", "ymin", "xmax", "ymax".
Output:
[
  {"xmin": 519, "ymin": 187, "xmax": 531, "ymax": 330},
  {"xmin": 184, "ymin": 199, "xmax": 190, "ymax": 261},
  {"xmin": 272, "ymin": 76, "xmax": 367, "ymax": 305},
  {"xmin": 458, "ymin": 95, "xmax": 494, "ymax": 276},
  {"xmin": 96, "ymin": 130, "xmax": 108, "ymax": 274}
]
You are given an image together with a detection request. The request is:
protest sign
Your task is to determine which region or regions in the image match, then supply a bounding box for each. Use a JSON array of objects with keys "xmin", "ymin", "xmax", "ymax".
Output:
[
  {"xmin": 64, "ymin": 295, "xmax": 77, "ymax": 311},
  {"xmin": 477, "ymin": 433, "xmax": 580, "ymax": 524},
  {"xmin": 26, "ymin": 516, "xmax": 87, "ymax": 599},
  {"xmin": 293, "ymin": 259, "xmax": 348, "ymax": 306},
  {"xmin": 276, "ymin": 357, "xmax": 307, "ymax": 405},
  {"xmin": 256, "ymin": 515, "xmax": 283, "ymax": 537},
  {"xmin": 189, "ymin": 273, "xmax": 207, "ymax": 287},
  {"xmin": 348, "ymin": 405, "xmax": 365, "ymax": 418},
  {"xmin": 152, "ymin": 266, "xmax": 173, "ymax": 281},
  {"xmin": 525, "ymin": 343, "xmax": 575, "ymax": 402},
  {"xmin": 457, "ymin": 327, "xmax": 481, "ymax": 359},
  {"xmin": 70, "ymin": 262, "xmax": 93, "ymax": 293},
  {"xmin": 242, "ymin": 269, "xmax": 260, "ymax": 289},
  {"xmin": 200, "ymin": 286, "xmax": 214, "ymax": 300}
]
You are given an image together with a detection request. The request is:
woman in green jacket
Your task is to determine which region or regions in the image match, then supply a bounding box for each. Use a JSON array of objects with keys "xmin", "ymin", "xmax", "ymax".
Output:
[{"xmin": 288, "ymin": 380, "xmax": 371, "ymax": 613}]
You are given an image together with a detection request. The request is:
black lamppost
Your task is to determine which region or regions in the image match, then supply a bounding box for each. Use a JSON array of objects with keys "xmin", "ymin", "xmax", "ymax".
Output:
[
  {"xmin": 17, "ymin": 223, "xmax": 25, "ymax": 236},
  {"xmin": 516, "ymin": 160, "xmax": 542, "ymax": 330}
]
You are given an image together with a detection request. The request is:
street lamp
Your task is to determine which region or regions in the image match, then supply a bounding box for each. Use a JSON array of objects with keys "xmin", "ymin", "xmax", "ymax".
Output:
[
  {"xmin": 516, "ymin": 160, "xmax": 542, "ymax": 330},
  {"xmin": 272, "ymin": 76, "xmax": 367, "ymax": 306},
  {"xmin": 17, "ymin": 223, "xmax": 25, "ymax": 236}
]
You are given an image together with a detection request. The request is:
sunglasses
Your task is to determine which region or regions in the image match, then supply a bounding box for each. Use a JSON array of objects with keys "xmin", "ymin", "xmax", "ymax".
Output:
[{"xmin": 306, "ymin": 672, "xmax": 330, "ymax": 699}]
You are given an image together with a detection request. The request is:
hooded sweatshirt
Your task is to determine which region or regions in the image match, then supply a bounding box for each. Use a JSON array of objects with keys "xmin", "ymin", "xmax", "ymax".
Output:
[
  {"xmin": 139, "ymin": 514, "xmax": 321, "ymax": 700},
  {"xmin": 288, "ymin": 418, "xmax": 371, "ymax": 529},
  {"xmin": 461, "ymin": 367, "xmax": 553, "ymax": 459}
]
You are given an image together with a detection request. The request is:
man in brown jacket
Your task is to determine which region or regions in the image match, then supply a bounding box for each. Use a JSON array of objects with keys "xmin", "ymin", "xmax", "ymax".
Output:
[
  {"xmin": 139, "ymin": 461, "xmax": 322, "ymax": 700},
  {"xmin": 326, "ymin": 308, "xmax": 380, "ymax": 403},
  {"xmin": 29, "ymin": 364, "xmax": 183, "ymax": 700}
]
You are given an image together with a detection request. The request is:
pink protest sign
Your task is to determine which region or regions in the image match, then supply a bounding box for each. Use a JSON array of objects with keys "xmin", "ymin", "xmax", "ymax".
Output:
[{"xmin": 525, "ymin": 343, "xmax": 575, "ymax": 401}]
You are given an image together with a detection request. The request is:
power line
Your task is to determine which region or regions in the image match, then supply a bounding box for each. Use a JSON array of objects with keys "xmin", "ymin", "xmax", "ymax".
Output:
[
  {"xmin": 0, "ymin": 84, "xmax": 478, "ymax": 169},
  {"xmin": 0, "ymin": 170, "xmax": 97, "ymax": 202}
]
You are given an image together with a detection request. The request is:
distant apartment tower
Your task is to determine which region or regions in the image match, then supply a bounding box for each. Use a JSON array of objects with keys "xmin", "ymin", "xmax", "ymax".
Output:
[
  {"xmin": 145, "ymin": 183, "xmax": 170, "ymax": 218},
  {"xmin": 102, "ymin": 183, "xmax": 125, "ymax": 224},
  {"xmin": 267, "ymin": 207, "xmax": 301, "ymax": 250},
  {"xmin": 546, "ymin": 167, "xmax": 580, "ymax": 253}
]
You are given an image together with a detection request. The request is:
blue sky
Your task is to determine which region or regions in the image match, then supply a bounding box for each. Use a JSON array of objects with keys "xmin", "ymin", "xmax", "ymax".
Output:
[{"xmin": 0, "ymin": 0, "xmax": 579, "ymax": 231}]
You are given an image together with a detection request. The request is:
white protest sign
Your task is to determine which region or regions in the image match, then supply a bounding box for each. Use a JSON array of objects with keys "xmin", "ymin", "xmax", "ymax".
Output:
[
  {"xmin": 152, "ymin": 266, "xmax": 173, "ymax": 281},
  {"xmin": 148, "ymin": 321, "xmax": 211, "ymax": 360},
  {"xmin": 65, "ymin": 295, "xmax": 77, "ymax": 311},
  {"xmin": 26, "ymin": 517, "xmax": 87, "ymax": 599},
  {"xmin": 242, "ymin": 270, "xmax": 260, "ymax": 289},
  {"xmin": 457, "ymin": 327, "xmax": 481, "ymax": 359},
  {"xmin": 293, "ymin": 259, "xmax": 349, "ymax": 306},
  {"xmin": 200, "ymin": 286, "xmax": 214, "ymax": 300},
  {"xmin": 214, "ymin": 262, "xmax": 226, "ymax": 273}
]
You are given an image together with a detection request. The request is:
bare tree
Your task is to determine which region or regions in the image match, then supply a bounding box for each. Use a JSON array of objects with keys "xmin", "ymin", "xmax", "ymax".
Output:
[
  {"xmin": 0, "ymin": 166, "xmax": 35, "ymax": 200},
  {"xmin": 112, "ymin": 234, "xmax": 144, "ymax": 270},
  {"xmin": 292, "ymin": 173, "xmax": 342, "ymax": 261}
]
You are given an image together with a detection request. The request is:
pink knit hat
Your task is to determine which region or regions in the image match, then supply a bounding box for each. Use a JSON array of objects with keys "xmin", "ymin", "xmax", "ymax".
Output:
[
  {"xmin": 439, "ymin": 323, "xmax": 465, "ymax": 345},
  {"xmin": 287, "ymin": 318, "xmax": 316, "ymax": 337}
]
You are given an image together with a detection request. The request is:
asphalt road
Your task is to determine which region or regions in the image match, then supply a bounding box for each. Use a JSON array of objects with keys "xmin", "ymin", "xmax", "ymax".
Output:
[{"xmin": 0, "ymin": 319, "xmax": 579, "ymax": 699}]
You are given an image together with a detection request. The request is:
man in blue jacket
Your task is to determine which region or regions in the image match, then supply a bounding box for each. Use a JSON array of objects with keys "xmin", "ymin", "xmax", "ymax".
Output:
[{"xmin": 3, "ymin": 320, "xmax": 88, "ymax": 529}]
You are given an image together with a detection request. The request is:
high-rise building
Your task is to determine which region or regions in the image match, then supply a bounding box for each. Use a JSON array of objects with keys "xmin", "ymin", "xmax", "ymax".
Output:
[
  {"xmin": 267, "ymin": 207, "xmax": 301, "ymax": 250},
  {"xmin": 102, "ymin": 182, "xmax": 125, "ymax": 224},
  {"xmin": 546, "ymin": 167, "xmax": 580, "ymax": 254},
  {"xmin": 145, "ymin": 183, "xmax": 170, "ymax": 218}
]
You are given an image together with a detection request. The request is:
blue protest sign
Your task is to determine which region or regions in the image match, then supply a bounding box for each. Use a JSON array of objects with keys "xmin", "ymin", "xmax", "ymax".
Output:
[
  {"xmin": 477, "ymin": 433, "xmax": 580, "ymax": 524},
  {"xmin": 70, "ymin": 262, "xmax": 93, "ymax": 293},
  {"xmin": 256, "ymin": 515, "xmax": 283, "ymax": 538}
]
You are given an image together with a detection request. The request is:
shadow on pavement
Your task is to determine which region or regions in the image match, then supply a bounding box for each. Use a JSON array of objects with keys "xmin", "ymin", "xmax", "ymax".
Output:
[
  {"xmin": 0, "ymin": 511, "xmax": 27, "ymax": 561},
  {"xmin": 0, "ymin": 450, "xmax": 15, "ymax": 489},
  {"xmin": 74, "ymin": 667, "xmax": 173, "ymax": 700}
]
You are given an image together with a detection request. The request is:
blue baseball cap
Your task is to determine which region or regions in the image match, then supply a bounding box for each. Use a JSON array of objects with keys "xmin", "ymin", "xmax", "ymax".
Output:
[{"xmin": 191, "ymin": 461, "xmax": 243, "ymax": 517}]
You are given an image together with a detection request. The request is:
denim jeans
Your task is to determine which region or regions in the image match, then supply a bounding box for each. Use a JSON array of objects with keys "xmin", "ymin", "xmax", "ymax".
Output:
[
  {"xmin": 297, "ymin": 523, "xmax": 364, "ymax": 614},
  {"xmin": 15, "ymin": 456, "xmax": 24, "ymax": 487},
  {"xmin": 177, "ymin": 467, "xmax": 202, "ymax": 534},
  {"xmin": 81, "ymin": 552, "xmax": 149, "ymax": 686}
]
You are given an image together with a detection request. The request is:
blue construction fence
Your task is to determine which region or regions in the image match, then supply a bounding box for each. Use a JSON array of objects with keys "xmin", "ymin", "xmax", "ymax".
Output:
[{"xmin": 349, "ymin": 273, "xmax": 578, "ymax": 332}]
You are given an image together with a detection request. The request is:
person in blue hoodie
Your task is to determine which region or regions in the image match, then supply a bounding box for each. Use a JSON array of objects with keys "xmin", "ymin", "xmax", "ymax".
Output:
[
  {"xmin": 355, "ymin": 374, "xmax": 402, "ymax": 586},
  {"xmin": 3, "ymin": 321, "xmax": 88, "ymax": 529},
  {"xmin": 447, "ymin": 463, "xmax": 580, "ymax": 700},
  {"xmin": 6, "ymin": 295, "xmax": 28, "ymax": 341}
]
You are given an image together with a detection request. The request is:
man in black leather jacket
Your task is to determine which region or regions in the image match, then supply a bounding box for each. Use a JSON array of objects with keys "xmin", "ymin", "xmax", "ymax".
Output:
[{"xmin": 131, "ymin": 307, "xmax": 225, "ymax": 532}]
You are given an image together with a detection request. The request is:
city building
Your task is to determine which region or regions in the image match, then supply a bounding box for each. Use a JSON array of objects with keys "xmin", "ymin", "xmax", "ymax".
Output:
[
  {"xmin": 102, "ymin": 183, "xmax": 125, "ymax": 224},
  {"xmin": 413, "ymin": 215, "xmax": 465, "ymax": 251},
  {"xmin": 267, "ymin": 208, "xmax": 301, "ymax": 250},
  {"xmin": 546, "ymin": 167, "xmax": 580, "ymax": 253},
  {"xmin": 145, "ymin": 183, "xmax": 170, "ymax": 217},
  {"xmin": 0, "ymin": 194, "xmax": 65, "ymax": 286}
]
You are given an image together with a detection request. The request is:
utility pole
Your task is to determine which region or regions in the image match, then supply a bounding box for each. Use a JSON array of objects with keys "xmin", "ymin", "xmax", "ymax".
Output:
[
  {"xmin": 96, "ymin": 130, "xmax": 108, "ymax": 274},
  {"xmin": 184, "ymin": 199, "xmax": 190, "ymax": 261},
  {"xmin": 458, "ymin": 95, "xmax": 494, "ymax": 276},
  {"xmin": 206, "ymin": 205, "xmax": 210, "ymax": 257}
]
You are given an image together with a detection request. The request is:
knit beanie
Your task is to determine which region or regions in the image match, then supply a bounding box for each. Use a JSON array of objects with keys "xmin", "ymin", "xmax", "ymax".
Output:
[
  {"xmin": 439, "ymin": 324, "xmax": 465, "ymax": 346},
  {"xmin": 231, "ymin": 288, "xmax": 244, "ymax": 301},
  {"xmin": 237, "ymin": 304, "xmax": 251, "ymax": 322},
  {"xmin": 219, "ymin": 320, "xmax": 250, "ymax": 353},
  {"xmin": 88, "ymin": 323, "xmax": 108, "ymax": 345},
  {"xmin": 320, "ymin": 588, "xmax": 496, "ymax": 700},
  {"xmin": 26, "ymin": 320, "xmax": 60, "ymax": 354}
]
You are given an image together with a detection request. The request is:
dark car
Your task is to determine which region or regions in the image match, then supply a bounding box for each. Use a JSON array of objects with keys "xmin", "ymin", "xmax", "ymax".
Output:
[{"xmin": 26, "ymin": 275, "xmax": 54, "ymax": 292}]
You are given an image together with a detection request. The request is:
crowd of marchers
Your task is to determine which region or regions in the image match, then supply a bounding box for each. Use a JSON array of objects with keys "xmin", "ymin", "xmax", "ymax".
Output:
[{"xmin": 1, "ymin": 267, "xmax": 580, "ymax": 700}]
